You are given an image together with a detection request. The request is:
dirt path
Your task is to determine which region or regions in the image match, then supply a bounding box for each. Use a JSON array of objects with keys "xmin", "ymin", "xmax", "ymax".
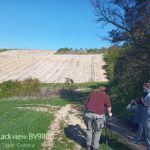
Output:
[
  {"xmin": 109, "ymin": 117, "xmax": 146, "ymax": 150},
  {"xmin": 17, "ymin": 104, "xmax": 85, "ymax": 150},
  {"xmin": 41, "ymin": 104, "xmax": 86, "ymax": 150}
]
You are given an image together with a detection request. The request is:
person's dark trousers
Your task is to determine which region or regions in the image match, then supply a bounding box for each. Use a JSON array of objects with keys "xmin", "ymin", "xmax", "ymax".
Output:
[
  {"xmin": 146, "ymin": 118, "xmax": 150, "ymax": 150},
  {"xmin": 84, "ymin": 112, "xmax": 104, "ymax": 150}
]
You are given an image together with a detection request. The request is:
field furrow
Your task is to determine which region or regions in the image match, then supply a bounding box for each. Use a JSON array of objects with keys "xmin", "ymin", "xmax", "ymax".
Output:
[{"xmin": 0, "ymin": 50, "xmax": 108, "ymax": 83}]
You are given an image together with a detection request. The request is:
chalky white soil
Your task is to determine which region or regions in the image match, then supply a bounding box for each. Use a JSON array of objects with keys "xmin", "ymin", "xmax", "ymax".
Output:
[{"xmin": 0, "ymin": 50, "xmax": 108, "ymax": 83}]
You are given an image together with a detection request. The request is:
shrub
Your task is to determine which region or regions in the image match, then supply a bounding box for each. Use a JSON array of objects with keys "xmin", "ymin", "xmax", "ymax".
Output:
[
  {"xmin": 104, "ymin": 46, "xmax": 123, "ymax": 81},
  {"xmin": 55, "ymin": 47, "xmax": 107, "ymax": 54},
  {"xmin": 55, "ymin": 48, "xmax": 72, "ymax": 54},
  {"xmin": 0, "ymin": 78, "xmax": 40, "ymax": 98},
  {"xmin": 105, "ymin": 44, "xmax": 150, "ymax": 116},
  {"xmin": 0, "ymin": 80, "xmax": 21, "ymax": 98},
  {"xmin": 20, "ymin": 78, "xmax": 40, "ymax": 96},
  {"xmin": 113, "ymin": 44, "xmax": 150, "ymax": 100}
]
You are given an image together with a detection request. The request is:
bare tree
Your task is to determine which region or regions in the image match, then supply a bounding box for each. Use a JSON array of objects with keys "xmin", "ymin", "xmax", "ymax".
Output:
[{"xmin": 92, "ymin": 0, "xmax": 150, "ymax": 44}]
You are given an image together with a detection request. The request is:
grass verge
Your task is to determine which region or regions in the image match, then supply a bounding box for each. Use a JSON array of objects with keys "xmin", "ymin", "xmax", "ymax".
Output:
[
  {"xmin": 0, "ymin": 97, "xmax": 70, "ymax": 107},
  {"xmin": 0, "ymin": 107, "xmax": 53, "ymax": 150},
  {"xmin": 52, "ymin": 121, "xmax": 76, "ymax": 150},
  {"xmin": 100, "ymin": 129, "xmax": 131, "ymax": 150}
]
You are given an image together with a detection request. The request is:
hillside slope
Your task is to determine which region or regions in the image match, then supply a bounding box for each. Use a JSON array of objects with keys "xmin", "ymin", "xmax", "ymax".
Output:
[{"xmin": 0, "ymin": 50, "xmax": 108, "ymax": 83}]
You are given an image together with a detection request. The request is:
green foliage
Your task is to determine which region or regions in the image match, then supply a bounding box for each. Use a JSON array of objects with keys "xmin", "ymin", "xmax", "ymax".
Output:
[
  {"xmin": 55, "ymin": 48, "xmax": 72, "ymax": 54},
  {"xmin": 104, "ymin": 44, "xmax": 150, "ymax": 117},
  {"xmin": 0, "ymin": 80, "xmax": 21, "ymax": 98},
  {"xmin": 21, "ymin": 78, "xmax": 40, "ymax": 96},
  {"xmin": 104, "ymin": 46, "xmax": 123, "ymax": 81},
  {"xmin": 64, "ymin": 78, "xmax": 76, "ymax": 91},
  {"xmin": 55, "ymin": 47, "xmax": 107, "ymax": 54},
  {"xmin": 0, "ymin": 78, "xmax": 40, "ymax": 98},
  {"xmin": 0, "ymin": 48, "xmax": 8, "ymax": 52},
  {"xmin": 85, "ymin": 47, "xmax": 107, "ymax": 54},
  {"xmin": 103, "ymin": 43, "xmax": 150, "ymax": 116},
  {"xmin": 113, "ymin": 44, "xmax": 150, "ymax": 99}
]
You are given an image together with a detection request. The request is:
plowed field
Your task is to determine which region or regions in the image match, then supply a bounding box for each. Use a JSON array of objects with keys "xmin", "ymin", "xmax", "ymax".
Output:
[{"xmin": 0, "ymin": 50, "xmax": 108, "ymax": 83}]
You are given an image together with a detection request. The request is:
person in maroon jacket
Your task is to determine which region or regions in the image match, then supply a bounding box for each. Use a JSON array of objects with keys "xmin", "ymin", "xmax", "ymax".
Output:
[{"xmin": 84, "ymin": 87, "xmax": 112, "ymax": 150}]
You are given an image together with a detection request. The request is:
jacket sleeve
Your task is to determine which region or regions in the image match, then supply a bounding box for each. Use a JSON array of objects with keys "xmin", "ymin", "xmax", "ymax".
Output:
[
  {"xmin": 105, "ymin": 95, "xmax": 111, "ymax": 108},
  {"xmin": 85, "ymin": 95, "xmax": 90, "ymax": 107}
]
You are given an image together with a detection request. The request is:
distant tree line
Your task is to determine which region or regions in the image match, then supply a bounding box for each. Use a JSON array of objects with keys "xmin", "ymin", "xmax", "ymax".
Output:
[
  {"xmin": 0, "ymin": 48, "xmax": 9, "ymax": 52},
  {"xmin": 55, "ymin": 47, "xmax": 107, "ymax": 54}
]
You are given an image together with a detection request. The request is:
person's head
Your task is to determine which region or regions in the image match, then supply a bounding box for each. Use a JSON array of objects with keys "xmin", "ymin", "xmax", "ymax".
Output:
[
  {"xmin": 94, "ymin": 86, "xmax": 108, "ymax": 93},
  {"xmin": 143, "ymin": 82, "xmax": 150, "ymax": 93}
]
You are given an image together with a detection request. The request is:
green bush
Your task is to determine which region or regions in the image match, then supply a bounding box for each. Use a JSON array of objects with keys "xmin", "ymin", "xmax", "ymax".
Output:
[
  {"xmin": 55, "ymin": 48, "xmax": 72, "ymax": 54},
  {"xmin": 0, "ymin": 78, "xmax": 40, "ymax": 98},
  {"xmin": 0, "ymin": 48, "xmax": 8, "ymax": 52},
  {"xmin": 0, "ymin": 80, "xmax": 21, "ymax": 97},
  {"xmin": 104, "ymin": 44, "xmax": 150, "ymax": 116},
  {"xmin": 113, "ymin": 44, "xmax": 150, "ymax": 99},
  {"xmin": 55, "ymin": 47, "xmax": 107, "ymax": 54},
  {"xmin": 20, "ymin": 78, "xmax": 40, "ymax": 96},
  {"xmin": 85, "ymin": 48, "xmax": 107, "ymax": 54},
  {"xmin": 104, "ymin": 46, "xmax": 123, "ymax": 81}
]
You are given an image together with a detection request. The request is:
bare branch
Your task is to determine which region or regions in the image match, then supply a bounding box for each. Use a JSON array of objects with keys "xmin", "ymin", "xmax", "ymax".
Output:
[
  {"xmin": 92, "ymin": 0, "xmax": 150, "ymax": 43},
  {"xmin": 92, "ymin": 0, "xmax": 130, "ymax": 31}
]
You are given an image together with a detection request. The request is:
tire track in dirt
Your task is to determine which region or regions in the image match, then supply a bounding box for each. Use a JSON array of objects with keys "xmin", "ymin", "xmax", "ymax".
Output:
[
  {"xmin": 41, "ymin": 104, "xmax": 86, "ymax": 150},
  {"xmin": 19, "ymin": 104, "xmax": 85, "ymax": 150}
]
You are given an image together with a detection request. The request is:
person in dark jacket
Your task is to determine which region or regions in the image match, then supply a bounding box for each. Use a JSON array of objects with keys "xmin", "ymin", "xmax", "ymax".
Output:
[
  {"xmin": 84, "ymin": 87, "xmax": 112, "ymax": 150},
  {"xmin": 143, "ymin": 82, "xmax": 150, "ymax": 150},
  {"xmin": 127, "ymin": 97, "xmax": 146, "ymax": 144}
]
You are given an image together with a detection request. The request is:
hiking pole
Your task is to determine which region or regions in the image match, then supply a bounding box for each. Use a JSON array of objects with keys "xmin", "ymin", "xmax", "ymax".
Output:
[
  {"xmin": 104, "ymin": 116, "xmax": 113, "ymax": 150},
  {"xmin": 106, "ymin": 116, "xmax": 113, "ymax": 137},
  {"xmin": 104, "ymin": 119, "xmax": 109, "ymax": 150},
  {"xmin": 92, "ymin": 119, "xmax": 95, "ymax": 146}
]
